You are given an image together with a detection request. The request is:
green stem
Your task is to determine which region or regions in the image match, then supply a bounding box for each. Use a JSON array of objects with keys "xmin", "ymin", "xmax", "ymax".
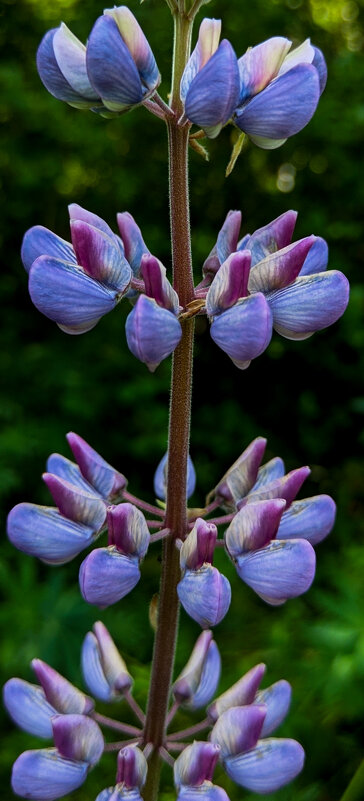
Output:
[{"xmin": 142, "ymin": 11, "xmax": 195, "ymax": 801}]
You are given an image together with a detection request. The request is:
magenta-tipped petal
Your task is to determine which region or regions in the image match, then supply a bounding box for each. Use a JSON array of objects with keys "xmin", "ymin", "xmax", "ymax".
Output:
[
  {"xmin": 206, "ymin": 251, "xmax": 251, "ymax": 317},
  {"xmin": 180, "ymin": 518, "xmax": 217, "ymax": 571},
  {"xmin": 116, "ymin": 746, "xmax": 148, "ymax": 789},
  {"xmin": 245, "ymin": 210, "xmax": 297, "ymax": 267},
  {"xmin": 7, "ymin": 503, "xmax": 95, "ymax": 565},
  {"xmin": 79, "ymin": 547, "xmax": 141, "ymax": 608},
  {"xmin": 257, "ymin": 680, "xmax": 292, "ymax": 736},
  {"xmin": 52, "ymin": 714, "xmax": 103, "ymax": 765},
  {"xmin": 178, "ymin": 565, "xmax": 231, "ymax": 628},
  {"xmin": 107, "ymin": 503, "xmax": 150, "ymax": 559},
  {"xmin": 21, "ymin": 226, "xmax": 76, "ymax": 273},
  {"xmin": 140, "ymin": 254, "xmax": 179, "ymax": 313},
  {"xmin": 185, "ymin": 40, "xmax": 240, "ymax": 138},
  {"xmin": 174, "ymin": 742, "xmax": 220, "ymax": 788},
  {"xmin": 213, "ymin": 436, "xmax": 267, "ymax": 509},
  {"xmin": 3, "ymin": 679, "xmax": 56, "ymax": 738},
  {"xmin": 225, "ymin": 498, "xmax": 286, "ymax": 556},
  {"xmin": 267, "ymin": 270, "xmax": 350, "ymax": 339},
  {"xmin": 210, "ymin": 293, "xmax": 272, "ymax": 369},
  {"xmin": 244, "ymin": 465, "xmax": 310, "ymax": 508},
  {"xmin": 278, "ymin": 494, "xmax": 336, "ymax": 545},
  {"xmin": 42, "ymin": 473, "xmax": 106, "ymax": 530},
  {"xmin": 125, "ymin": 295, "xmax": 182, "ymax": 371},
  {"xmin": 248, "ymin": 236, "xmax": 316, "ymax": 293},
  {"xmin": 46, "ymin": 453, "xmax": 100, "ymax": 494},
  {"xmin": 208, "ymin": 663, "xmax": 266, "ymax": 723},
  {"xmin": 11, "ymin": 748, "xmax": 89, "ymax": 800},
  {"xmin": 66, "ymin": 432, "xmax": 127, "ymax": 500},
  {"xmin": 70, "ymin": 220, "xmax": 131, "ymax": 291},
  {"xmin": 210, "ymin": 704, "xmax": 266, "ymax": 759},
  {"xmin": 224, "ymin": 737, "xmax": 305, "ymax": 793},
  {"xmin": 68, "ymin": 204, "xmax": 118, "ymax": 240},
  {"xmin": 235, "ymin": 64, "xmax": 320, "ymax": 140},
  {"xmin": 29, "ymin": 255, "xmax": 118, "ymax": 334},
  {"xmin": 236, "ymin": 538, "xmax": 316, "ymax": 603},
  {"xmin": 31, "ymin": 659, "xmax": 93, "ymax": 715}
]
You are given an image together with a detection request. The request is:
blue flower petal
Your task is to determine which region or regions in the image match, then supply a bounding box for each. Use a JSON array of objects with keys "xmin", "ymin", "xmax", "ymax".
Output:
[
  {"xmin": 236, "ymin": 538, "xmax": 316, "ymax": 603},
  {"xmin": 21, "ymin": 226, "xmax": 76, "ymax": 273},
  {"xmin": 256, "ymin": 680, "xmax": 292, "ymax": 736},
  {"xmin": 177, "ymin": 785, "xmax": 230, "ymax": 801},
  {"xmin": 81, "ymin": 632, "xmax": 113, "ymax": 702},
  {"xmin": 7, "ymin": 503, "xmax": 95, "ymax": 564},
  {"xmin": 299, "ymin": 236, "xmax": 328, "ymax": 276},
  {"xmin": 313, "ymin": 46, "xmax": 327, "ymax": 93},
  {"xmin": 86, "ymin": 15, "xmax": 144, "ymax": 112},
  {"xmin": 42, "ymin": 473, "xmax": 106, "ymax": 530},
  {"xmin": 235, "ymin": 64, "xmax": 320, "ymax": 140},
  {"xmin": 104, "ymin": 7, "xmax": 160, "ymax": 91},
  {"xmin": 37, "ymin": 30, "xmax": 93, "ymax": 109},
  {"xmin": 250, "ymin": 457, "xmax": 285, "ymax": 492},
  {"xmin": 154, "ymin": 452, "xmax": 196, "ymax": 500},
  {"xmin": 210, "ymin": 293, "xmax": 272, "ymax": 369},
  {"xmin": 185, "ymin": 40, "xmax": 240, "ymax": 138},
  {"xmin": 52, "ymin": 24, "xmax": 98, "ymax": 100},
  {"xmin": 79, "ymin": 547, "xmax": 141, "ymax": 608},
  {"xmin": 3, "ymin": 679, "xmax": 56, "ymax": 738},
  {"xmin": 267, "ymin": 270, "xmax": 350, "ymax": 339},
  {"xmin": 125, "ymin": 295, "xmax": 182, "ymax": 372},
  {"xmin": 11, "ymin": 748, "xmax": 89, "ymax": 800},
  {"xmin": 224, "ymin": 737, "xmax": 305, "ymax": 793},
  {"xmin": 244, "ymin": 210, "xmax": 297, "ymax": 267},
  {"xmin": 29, "ymin": 255, "xmax": 119, "ymax": 334},
  {"xmin": 70, "ymin": 221, "xmax": 131, "ymax": 292},
  {"xmin": 66, "ymin": 432, "xmax": 127, "ymax": 500},
  {"xmin": 178, "ymin": 565, "xmax": 231, "ymax": 628},
  {"xmin": 46, "ymin": 454, "xmax": 101, "ymax": 495},
  {"xmin": 189, "ymin": 641, "xmax": 221, "ymax": 709},
  {"xmin": 278, "ymin": 495, "xmax": 336, "ymax": 545}
]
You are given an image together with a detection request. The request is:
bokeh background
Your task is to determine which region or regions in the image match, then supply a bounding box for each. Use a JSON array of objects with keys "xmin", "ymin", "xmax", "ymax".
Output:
[{"xmin": 1, "ymin": 0, "xmax": 364, "ymax": 798}]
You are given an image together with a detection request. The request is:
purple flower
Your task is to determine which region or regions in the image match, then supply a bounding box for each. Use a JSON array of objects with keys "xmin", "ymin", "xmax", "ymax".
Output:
[
  {"xmin": 7, "ymin": 432, "xmax": 125, "ymax": 564},
  {"xmin": 203, "ymin": 210, "xmax": 349, "ymax": 344},
  {"xmin": 86, "ymin": 7, "xmax": 160, "ymax": 113},
  {"xmin": 224, "ymin": 498, "xmax": 316, "ymax": 605},
  {"xmin": 207, "ymin": 662, "xmax": 266, "ymax": 723},
  {"xmin": 22, "ymin": 204, "xmax": 132, "ymax": 333},
  {"xmin": 174, "ymin": 742, "xmax": 230, "ymax": 801},
  {"xmin": 96, "ymin": 745, "xmax": 147, "ymax": 801},
  {"xmin": 181, "ymin": 19, "xmax": 240, "ymax": 138},
  {"xmin": 172, "ymin": 630, "xmax": 221, "ymax": 710},
  {"xmin": 154, "ymin": 451, "xmax": 196, "ymax": 500},
  {"xmin": 37, "ymin": 7, "xmax": 160, "ymax": 118},
  {"xmin": 81, "ymin": 621, "xmax": 133, "ymax": 702},
  {"xmin": 210, "ymin": 705, "xmax": 305, "ymax": 794},
  {"xmin": 79, "ymin": 503, "xmax": 149, "ymax": 607},
  {"xmin": 11, "ymin": 714, "xmax": 103, "ymax": 800},
  {"xmin": 177, "ymin": 519, "xmax": 231, "ymax": 628},
  {"xmin": 125, "ymin": 256, "xmax": 182, "ymax": 371}
]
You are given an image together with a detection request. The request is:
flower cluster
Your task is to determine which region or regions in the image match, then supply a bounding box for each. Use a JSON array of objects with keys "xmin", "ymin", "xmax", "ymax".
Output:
[
  {"xmin": 4, "ymin": 624, "xmax": 305, "ymax": 799},
  {"xmin": 8, "ymin": 432, "xmax": 336, "ymax": 627},
  {"xmin": 21, "ymin": 204, "xmax": 349, "ymax": 373}
]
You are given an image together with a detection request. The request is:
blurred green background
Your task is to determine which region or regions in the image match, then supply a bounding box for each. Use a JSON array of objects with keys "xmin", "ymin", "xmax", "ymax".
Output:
[{"xmin": 1, "ymin": 0, "xmax": 364, "ymax": 798}]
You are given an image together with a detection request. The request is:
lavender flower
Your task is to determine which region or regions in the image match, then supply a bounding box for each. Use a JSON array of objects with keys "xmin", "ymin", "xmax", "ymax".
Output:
[
  {"xmin": 203, "ymin": 210, "xmax": 349, "ymax": 347},
  {"xmin": 96, "ymin": 746, "xmax": 148, "ymax": 801},
  {"xmin": 22, "ymin": 205, "xmax": 132, "ymax": 333},
  {"xmin": 79, "ymin": 502, "xmax": 150, "ymax": 607},
  {"xmin": 11, "ymin": 714, "xmax": 104, "ymax": 800},
  {"xmin": 174, "ymin": 742, "xmax": 229, "ymax": 801},
  {"xmin": 7, "ymin": 432, "xmax": 125, "ymax": 564},
  {"xmin": 210, "ymin": 705, "xmax": 305, "ymax": 793},
  {"xmin": 37, "ymin": 6, "xmax": 160, "ymax": 118},
  {"xmin": 177, "ymin": 519, "xmax": 231, "ymax": 628},
  {"xmin": 125, "ymin": 255, "xmax": 182, "ymax": 371}
]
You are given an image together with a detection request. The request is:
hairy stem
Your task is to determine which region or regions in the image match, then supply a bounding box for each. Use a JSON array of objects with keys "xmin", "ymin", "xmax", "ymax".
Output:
[{"xmin": 142, "ymin": 11, "xmax": 195, "ymax": 801}]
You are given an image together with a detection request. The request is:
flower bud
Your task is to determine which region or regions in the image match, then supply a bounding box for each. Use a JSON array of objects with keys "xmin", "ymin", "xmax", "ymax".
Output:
[
  {"xmin": 180, "ymin": 519, "xmax": 217, "ymax": 571},
  {"xmin": 224, "ymin": 499, "xmax": 286, "ymax": 556},
  {"xmin": 210, "ymin": 436, "xmax": 266, "ymax": 510},
  {"xmin": 116, "ymin": 746, "xmax": 147, "ymax": 789},
  {"xmin": 210, "ymin": 705, "xmax": 266, "ymax": 759},
  {"xmin": 210, "ymin": 292, "xmax": 272, "ymax": 370},
  {"xmin": 203, "ymin": 210, "xmax": 242, "ymax": 280},
  {"xmin": 178, "ymin": 565, "xmax": 231, "ymax": 629},
  {"xmin": 107, "ymin": 504, "xmax": 150, "ymax": 559},
  {"xmin": 31, "ymin": 659, "xmax": 94, "ymax": 715},
  {"xmin": 66, "ymin": 432, "xmax": 127, "ymax": 500},
  {"xmin": 206, "ymin": 251, "xmax": 251, "ymax": 317},
  {"xmin": 140, "ymin": 254, "xmax": 179, "ymax": 313},
  {"xmin": 79, "ymin": 547, "xmax": 141, "ymax": 608},
  {"xmin": 37, "ymin": 24, "xmax": 100, "ymax": 110},
  {"xmin": 207, "ymin": 662, "xmax": 266, "ymax": 723},
  {"xmin": 172, "ymin": 630, "xmax": 221, "ymax": 709},
  {"xmin": 154, "ymin": 451, "xmax": 196, "ymax": 500},
  {"xmin": 52, "ymin": 714, "xmax": 104, "ymax": 765},
  {"xmin": 174, "ymin": 742, "xmax": 220, "ymax": 788},
  {"xmin": 82, "ymin": 621, "xmax": 132, "ymax": 702}
]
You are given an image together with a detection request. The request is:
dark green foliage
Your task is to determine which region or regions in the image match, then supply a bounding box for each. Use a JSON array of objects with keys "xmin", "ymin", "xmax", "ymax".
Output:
[{"xmin": 1, "ymin": 0, "xmax": 364, "ymax": 798}]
